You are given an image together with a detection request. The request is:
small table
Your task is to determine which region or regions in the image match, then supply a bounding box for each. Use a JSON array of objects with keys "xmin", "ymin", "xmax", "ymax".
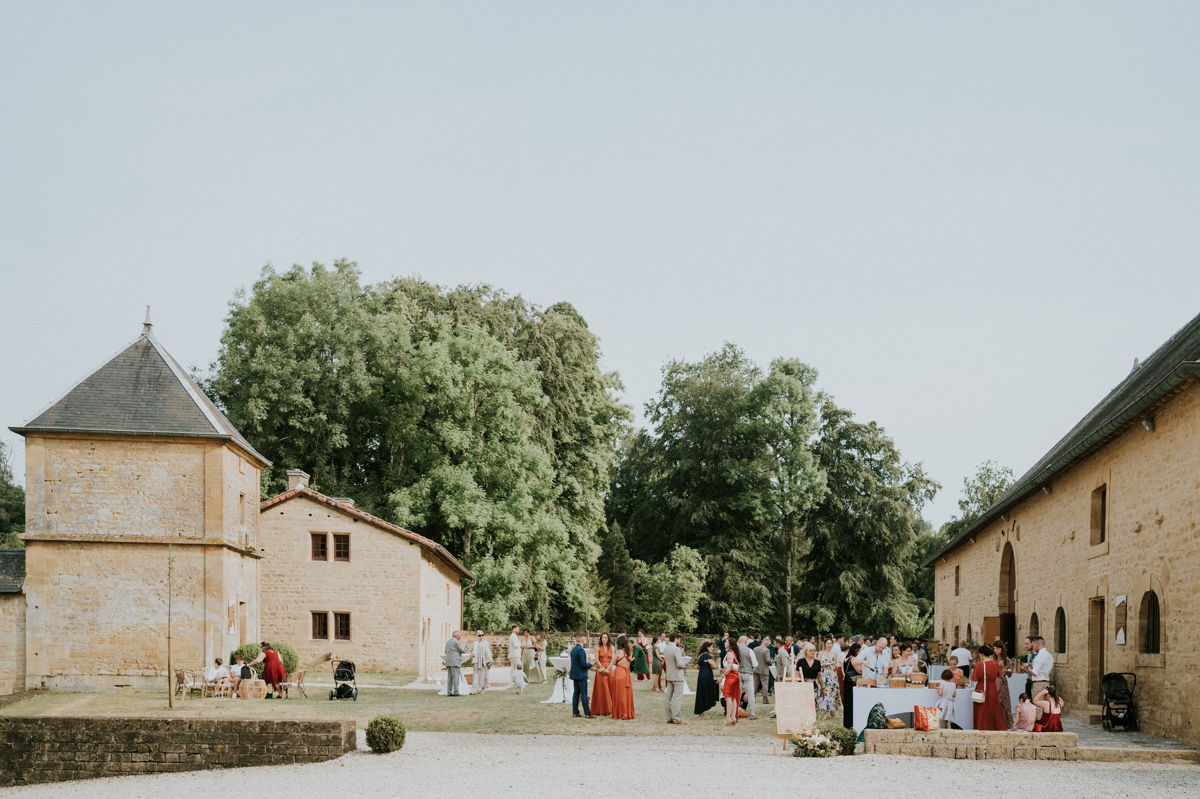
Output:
[
  {"xmin": 541, "ymin": 656, "xmax": 572, "ymax": 704},
  {"xmin": 238, "ymin": 679, "xmax": 267, "ymax": 700}
]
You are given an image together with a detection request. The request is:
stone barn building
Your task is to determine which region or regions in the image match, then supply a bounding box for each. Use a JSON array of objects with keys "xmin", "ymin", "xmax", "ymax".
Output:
[
  {"xmin": 5, "ymin": 319, "xmax": 268, "ymax": 691},
  {"xmin": 258, "ymin": 471, "xmax": 472, "ymax": 678},
  {"xmin": 928, "ymin": 311, "xmax": 1200, "ymax": 746}
]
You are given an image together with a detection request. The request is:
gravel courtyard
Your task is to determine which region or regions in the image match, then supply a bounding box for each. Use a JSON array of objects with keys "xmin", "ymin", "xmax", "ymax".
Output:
[{"xmin": 3, "ymin": 731, "xmax": 1198, "ymax": 798}]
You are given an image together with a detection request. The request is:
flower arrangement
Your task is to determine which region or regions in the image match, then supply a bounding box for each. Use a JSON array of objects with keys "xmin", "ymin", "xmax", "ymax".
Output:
[{"xmin": 789, "ymin": 730, "xmax": 839, "ymax": 758}]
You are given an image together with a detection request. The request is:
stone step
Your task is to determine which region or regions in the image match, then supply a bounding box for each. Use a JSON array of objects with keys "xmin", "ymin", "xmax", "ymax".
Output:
[{"xmin": 1070, "ymin": 706, "xmax": 1103, "ymax": 725}]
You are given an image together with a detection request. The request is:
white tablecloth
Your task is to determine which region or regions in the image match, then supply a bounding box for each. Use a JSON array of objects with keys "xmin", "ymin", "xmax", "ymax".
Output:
[
  {"xmin": 851, "ymin": 674, "xmax": 1026, "ymax": 732},
  {"xmin": 541, "ymin": 656, "xmax": 573, "ymax": 704}
]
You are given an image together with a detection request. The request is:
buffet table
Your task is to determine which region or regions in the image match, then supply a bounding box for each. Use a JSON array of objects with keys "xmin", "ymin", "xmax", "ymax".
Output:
[{"xmin": 851, "ymin": 674, "xmax": 1026, "ymax": 733}]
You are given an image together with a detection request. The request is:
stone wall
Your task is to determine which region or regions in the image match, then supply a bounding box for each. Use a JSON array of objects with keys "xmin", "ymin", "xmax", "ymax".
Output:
[
  {"xmin": 934, "ymin": 381, "xmax": 1200, "ymax": 747},
  {"xmin": 0, "ymin": 716, "xmax": 356, "ymax": 787},
  {"xmin": 0, "ymin": 592, "xmax": 25, "ymax": 694},
  {"xmin": 862, "ymin": 729, "xmax": 1079, "ymax": 759}
]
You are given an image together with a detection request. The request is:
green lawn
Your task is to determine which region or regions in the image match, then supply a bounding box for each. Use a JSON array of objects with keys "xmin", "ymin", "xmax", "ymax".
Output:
[{"xmin": 1, "ymin": 674, "xmax": 781, "ymax": 738}]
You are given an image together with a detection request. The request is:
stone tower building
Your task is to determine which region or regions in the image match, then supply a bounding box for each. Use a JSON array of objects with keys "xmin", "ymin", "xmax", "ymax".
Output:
[
  {"xmin": 928, "ymin": 311, "xmax": 1200, "ymax": 746},
  {"xmin": 7, "ymin": 318, "xmax": 269, "ymax": 691}
]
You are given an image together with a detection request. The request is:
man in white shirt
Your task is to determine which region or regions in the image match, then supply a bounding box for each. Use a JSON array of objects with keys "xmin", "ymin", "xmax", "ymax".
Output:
[
  {"xmin": 1025, "ymin": 636, "xmax": 1054, "ymax": 714},
  {"xmin": 508, "ymin": 626, "xmax": 522, "ymax": 686},
  {"xmin": 860, "ymin": 637, "xmax": 891, "ymax": 683},
  {"xmin": 950, "ymin": 640, "xmax": 973, "ymax": 672},
  {"xmin": 203, "ymin": 657, "xmax": 229, "ymax": 686}
]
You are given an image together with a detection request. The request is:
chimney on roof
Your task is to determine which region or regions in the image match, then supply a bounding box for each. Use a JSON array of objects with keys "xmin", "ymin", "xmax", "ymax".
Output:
[
  {"xmin": 287, "ymin": 470, "xmax": 310, "ymax": 490},
  {"xmin": 142, "ymin": 305, "xmax": 153, "ymax": 336}
]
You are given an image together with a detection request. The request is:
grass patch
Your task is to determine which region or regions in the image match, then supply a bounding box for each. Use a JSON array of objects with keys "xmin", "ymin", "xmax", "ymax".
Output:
[{"xmin": 1, "ymin": 674, "xmax": 773, "ymax": 738}]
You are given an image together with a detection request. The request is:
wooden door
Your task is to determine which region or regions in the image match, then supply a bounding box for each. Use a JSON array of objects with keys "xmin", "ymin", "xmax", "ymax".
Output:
[
  {"xmin": 1088, "ymin": 598, "xmax": 1106, "ymax": 704},
  {"xmin": 982, "ymin": 616, "xmax": 1002, "ymax": 648}
]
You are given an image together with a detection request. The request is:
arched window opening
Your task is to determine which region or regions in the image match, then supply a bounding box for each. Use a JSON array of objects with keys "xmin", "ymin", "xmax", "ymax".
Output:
[
  {"xmin": 966, "ymin": 623, "xmax": 973, "ymax": 644},
  {"xmin": 1055, "ymin": 607, "xmax": 1067, "ymax": 653},
  {"xmin": 1140, "ymin": 591, "xmax": 1161, "ymax": 654},
  {"xmin": 1029, "ymin": 613, "xmax": 1040, "ymax": 638}
]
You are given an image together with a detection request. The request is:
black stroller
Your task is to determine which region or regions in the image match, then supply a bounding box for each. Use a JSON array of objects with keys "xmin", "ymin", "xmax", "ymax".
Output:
[
  {"xmin": 1100, "ymin": 672, "xmax": 1138, "ymax": 731},
  {"xmin": 329, "ymin": 659, "xmax": 358, "ymax": 701}
]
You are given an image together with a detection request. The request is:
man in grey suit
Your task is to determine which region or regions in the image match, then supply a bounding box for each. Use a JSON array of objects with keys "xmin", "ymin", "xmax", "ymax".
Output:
[
  {"xmin": 662, "ymin": 633, "xmax": 688, "ymax": 724},
  {"xmin": 737, "ymin": 635, "xmax": 757, "ymax": 720},
  {"xmin": 445, "ymin": 630, "xmax": 470, "ymax": 697},
  {"xmin": 753, "ymin": 637, "xmax": 772, "ymax": 704}
]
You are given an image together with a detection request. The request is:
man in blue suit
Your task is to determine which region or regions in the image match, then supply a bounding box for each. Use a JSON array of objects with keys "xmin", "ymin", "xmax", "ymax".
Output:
[{"xmin": 569, "ymin": 632, "xmax": 593, "ymax": 718}]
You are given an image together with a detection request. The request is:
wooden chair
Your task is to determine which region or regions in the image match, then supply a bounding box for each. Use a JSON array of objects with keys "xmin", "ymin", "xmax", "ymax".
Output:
[
  {"xmin": 179, "ymin": 670, "xmax": 204, "ymax": 700},
  {"xmin": 291, "ymin": 669, "xmax": 307, "ymax": 699}
]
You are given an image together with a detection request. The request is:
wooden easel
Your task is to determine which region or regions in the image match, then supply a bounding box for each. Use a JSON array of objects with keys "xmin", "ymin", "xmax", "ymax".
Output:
[{"xmin": 772, "ymin": 672, "xmax": 816, "ymax": 754}]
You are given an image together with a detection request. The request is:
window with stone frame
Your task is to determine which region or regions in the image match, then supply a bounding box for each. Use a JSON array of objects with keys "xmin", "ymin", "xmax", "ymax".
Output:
[
  {"xmin": 954, "ymin": 565, "xmax": 960, "ymax": 596},
  {"xmin": 311, "ymin": 533, "xmax": 328, "ymax": 561},
  {"xmin": 334, "ymin": 612, "xmax": 351, "ymax": 640},
  {"xmin": 1055, "ymin": 607, "xmax": 1067, "ymax": 653},
  {"xmin": 1140, "ymin": 591, "xmax": 1161, "ymax": 654},
  {"xmin": 334, "ymin": 534, "xmax": 350, "ymax": 562},
  {"xmin": 1029, "ymin": 612, "xmax": 1040, "ymax": 637},
  {"xmin": 1090, "ymin": 485, "xmax": 1107, "ymax": 546},
  {"xmin": 312, "ymin": 611, "xmax": 329, "ymax": 639}
]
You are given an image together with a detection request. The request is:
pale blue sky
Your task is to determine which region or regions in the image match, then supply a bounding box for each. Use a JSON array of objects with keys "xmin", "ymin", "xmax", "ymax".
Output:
[{"xmin": 2, "ymin": 2, "xmax": 1198, "ymax": 527}]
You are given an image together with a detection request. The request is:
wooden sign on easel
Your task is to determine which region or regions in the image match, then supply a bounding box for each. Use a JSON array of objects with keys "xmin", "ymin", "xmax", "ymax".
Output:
[{"xmin": 773, "ymin": 677, "xmax": 815, "ymax": 754}]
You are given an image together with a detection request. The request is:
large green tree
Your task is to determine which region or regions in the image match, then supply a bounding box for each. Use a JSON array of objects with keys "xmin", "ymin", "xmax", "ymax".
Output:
[
  {"xmin": 206, "ymin": 262, "xmax": 628, "ymax": 629},
  {"xmin": 0, "ymin": 441, "xmax": 24, "ymax": 548},
  {"xmin": 608, "ymin": 344, "xmax": 775, "ymax": 632},
  {"xmin": 794, "ymin": 399, "xmax": 940, "ymax": 635},
  {"xmin": 747, "ymin": 358, "xmax": 827, "ymax": 636}
]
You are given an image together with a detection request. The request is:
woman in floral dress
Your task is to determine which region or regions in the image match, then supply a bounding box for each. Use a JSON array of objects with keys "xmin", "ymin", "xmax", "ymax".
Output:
[{"xmin": 816, "ymin": 639, "xmax": 841, "ymax": 718}]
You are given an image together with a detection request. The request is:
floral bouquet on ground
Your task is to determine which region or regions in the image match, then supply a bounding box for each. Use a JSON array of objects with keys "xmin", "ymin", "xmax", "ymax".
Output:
[{"xmin": 790, "ymin": 730, "xmax": 839, "ymax": 758}]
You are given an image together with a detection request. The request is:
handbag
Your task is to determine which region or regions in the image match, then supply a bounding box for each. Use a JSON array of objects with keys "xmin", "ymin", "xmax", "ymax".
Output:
[
  {"xmin": 914, "ymin": 706, "xmax": 941, "ymax": 731},
  {"xmin": 971, "ymin": 690, "xmax": 985, "ymax": 703},
  {"xmin": 885, "ymin": 716, "xmax": 907, "ymax": 729}
]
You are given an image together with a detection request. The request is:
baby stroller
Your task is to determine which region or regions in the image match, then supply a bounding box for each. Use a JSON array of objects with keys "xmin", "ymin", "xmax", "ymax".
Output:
[
  {"xmin": 329, "ymin": 659, "xmax": 358, "ymax": 701},
  {"xmin": 1100, "ymin": 672, "xmax": 1137, "ymax": 731}
]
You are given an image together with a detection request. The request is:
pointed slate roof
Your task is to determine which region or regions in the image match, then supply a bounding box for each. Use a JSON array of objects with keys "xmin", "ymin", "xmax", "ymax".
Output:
[{"xmin": 10, "ymin": 324, "xmax": 269, "ymax": 467}]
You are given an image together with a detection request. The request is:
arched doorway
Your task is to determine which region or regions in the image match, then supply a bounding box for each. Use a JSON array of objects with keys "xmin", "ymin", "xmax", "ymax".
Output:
[{"xmin": 998, "ymin": 542, "xmax": 1017, "ymax": 657}]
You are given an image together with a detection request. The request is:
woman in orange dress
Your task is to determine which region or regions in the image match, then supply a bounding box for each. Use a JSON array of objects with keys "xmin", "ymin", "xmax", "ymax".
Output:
[
  {"xmin": 591, "ymin": 633, "xmax": 614, "ymax": 716},
  {"xmin": 610, "ymin": 634, "xmax": 636, "ymax": 720}
]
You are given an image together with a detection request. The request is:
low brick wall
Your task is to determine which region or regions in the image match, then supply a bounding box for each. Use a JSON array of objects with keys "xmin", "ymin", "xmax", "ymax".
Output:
[
  {"xmin": 862, "ymin": 729, "xmax": 1079, "ymax": 760},
  {"xmin": 0, "ymin": 716, "xmax": 356, "ymax": 787}
]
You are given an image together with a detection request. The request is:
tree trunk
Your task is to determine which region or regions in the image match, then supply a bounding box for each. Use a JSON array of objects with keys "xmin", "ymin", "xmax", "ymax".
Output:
[{"xmin": 784, "ymin": 522, "xmax": 793, "ymax": 638}]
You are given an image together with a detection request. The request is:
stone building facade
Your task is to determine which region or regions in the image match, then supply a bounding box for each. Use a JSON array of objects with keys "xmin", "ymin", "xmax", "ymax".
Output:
[
  {"xmin": 5, "ymin": 321, "xmax": 269, "ymax": 691},
  {"xmin": 0, "ymin": 550, "xmax": 25, "ymax": 694},
  {"xmin": 929, "ymin": 312, "xmax": 1200, "ymax": 746},
  {"xmin": 258, "ymin": 471, "xmax": 471, "ymax": 678}
]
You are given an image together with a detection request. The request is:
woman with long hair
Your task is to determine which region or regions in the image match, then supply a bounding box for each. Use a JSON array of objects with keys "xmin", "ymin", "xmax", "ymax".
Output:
[
  {"xmin": 992, "ymin": 639, "xmax": 1014, "ymax": 729},
  {"xmin": 591, "ymin": 632, "xmax": 614, "ymax": 716},
  {"xmin": 971, "ymin": 643, "xmax": 1006, "ymax": 730},
  {"xmin": 1033, "ymin": 686, "xmax": 1064, "ymax": 732},
  {"xmin": 632, "ymin": 630, "xmax": 651, "ymax": 682},
  {"xmin": 610, "ymin": 634, "xmax": 636, "ymax": 720},
  {"xmin": 720, "ymin": 641, "xmax": 741, "ymax": 727},
  {"xmin": 842, "ymin": 642, "xmax": 863, "ymax": 729},
  {"xmin": 693, "ymin": 641, "xmax": 719, "ymax": 718},
  {"xmin": 817, "ymin": 638, "xmax": 841, "ymax": 719}
]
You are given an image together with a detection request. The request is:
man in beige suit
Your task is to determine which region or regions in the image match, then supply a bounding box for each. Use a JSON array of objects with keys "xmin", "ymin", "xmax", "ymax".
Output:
[{"xmin": 663, "ymin": 633, "xmax": 688, "ymax": 724}]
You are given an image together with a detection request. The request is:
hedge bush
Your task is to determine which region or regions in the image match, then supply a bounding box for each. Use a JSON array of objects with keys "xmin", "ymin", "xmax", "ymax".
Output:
[
  {"xmin": 366, "ymin": 715, "xmax": 407, "ymax": 753},
  {"xmin": 819, "ymin": 723, "xmax": 859, "ymax": 756},
  {"xmin": 230, "ymin": 642, "xmax": 299, "ymax": 676}
]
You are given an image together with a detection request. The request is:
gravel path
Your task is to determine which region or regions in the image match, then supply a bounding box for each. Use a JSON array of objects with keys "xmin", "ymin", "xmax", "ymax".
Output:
[{"xmin": 3, "ymin": 732, "xmax": 1197, "ymax": 798}]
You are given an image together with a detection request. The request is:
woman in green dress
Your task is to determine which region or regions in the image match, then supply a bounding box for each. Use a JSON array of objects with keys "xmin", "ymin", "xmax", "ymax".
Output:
[{"xmin": 632, "ymin": 631, "xmax": 650, "ymax": 682}]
